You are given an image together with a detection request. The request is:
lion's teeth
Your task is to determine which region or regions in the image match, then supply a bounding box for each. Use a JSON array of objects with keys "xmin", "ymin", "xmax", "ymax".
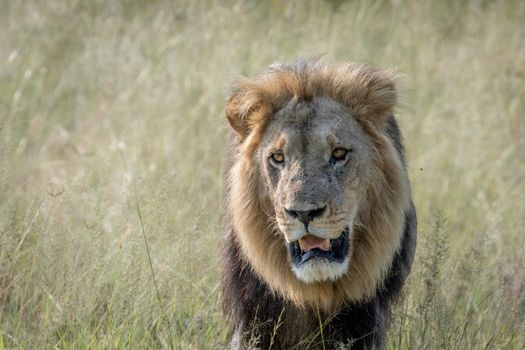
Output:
[{"xmin": 298, "ymin": 239, "xmax": 307, "ymax": 252}]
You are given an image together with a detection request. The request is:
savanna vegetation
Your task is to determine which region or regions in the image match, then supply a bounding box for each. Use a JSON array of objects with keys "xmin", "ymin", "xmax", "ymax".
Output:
[{"xmin": 1, "ymin": 0, "xmax": 524, "ymax": 348}]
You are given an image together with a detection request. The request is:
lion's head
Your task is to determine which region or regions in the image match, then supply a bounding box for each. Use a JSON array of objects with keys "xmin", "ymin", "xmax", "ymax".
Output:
[{"xmin": 225, "ymin": 60, "xmax": 410, "ymax": 311}]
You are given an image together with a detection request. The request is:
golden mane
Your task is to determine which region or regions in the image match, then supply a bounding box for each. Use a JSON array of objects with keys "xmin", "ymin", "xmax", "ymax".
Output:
[{"xmin": 226, "ymin": 60, "xmax": 410, "ymax": 311}]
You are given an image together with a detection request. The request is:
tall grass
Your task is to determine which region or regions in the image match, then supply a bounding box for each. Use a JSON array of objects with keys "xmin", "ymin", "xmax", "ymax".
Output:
[{"xmin": 1, "ymin": 0, "xmax": 524, "ymax": 348}]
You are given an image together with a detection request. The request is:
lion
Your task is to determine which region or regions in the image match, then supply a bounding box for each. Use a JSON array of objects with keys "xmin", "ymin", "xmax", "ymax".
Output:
[{"xmin": 221, "ymin": 59, "xmax": 416, "ymax": 349}]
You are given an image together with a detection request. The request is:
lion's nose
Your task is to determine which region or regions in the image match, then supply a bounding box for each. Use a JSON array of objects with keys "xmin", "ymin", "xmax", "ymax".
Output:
[{"xmin": 285, "ymin": 206, "xmax": 326, "ymax": 225}]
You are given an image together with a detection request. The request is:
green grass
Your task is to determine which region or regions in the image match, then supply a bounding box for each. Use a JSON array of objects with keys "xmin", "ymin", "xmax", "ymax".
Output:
[{"xmin": 1, "ymin": 0, "xmax": 524, "ymax": 348}]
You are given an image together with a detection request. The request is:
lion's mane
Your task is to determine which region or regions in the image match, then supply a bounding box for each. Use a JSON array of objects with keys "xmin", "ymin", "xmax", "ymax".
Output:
[{"xmin": 221, "ymin": 60, "xmax": 416, "ymax": 349}]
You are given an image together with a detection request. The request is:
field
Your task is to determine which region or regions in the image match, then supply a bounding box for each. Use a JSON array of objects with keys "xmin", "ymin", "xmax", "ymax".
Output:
[{"xmin": 1, "ymin": 0, "xmax": 524, "ymax": 348}]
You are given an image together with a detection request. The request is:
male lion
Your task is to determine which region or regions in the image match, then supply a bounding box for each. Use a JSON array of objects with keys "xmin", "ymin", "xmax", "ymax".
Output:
[{"xmin": 221, "ymin": 59, "xmax": 416, "ymax": 349}]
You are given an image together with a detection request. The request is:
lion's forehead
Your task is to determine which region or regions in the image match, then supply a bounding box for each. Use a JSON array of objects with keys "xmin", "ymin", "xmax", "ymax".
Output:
[{"xmin": 264, "ymin": 98, "xmax": 367, "ymax": 154}]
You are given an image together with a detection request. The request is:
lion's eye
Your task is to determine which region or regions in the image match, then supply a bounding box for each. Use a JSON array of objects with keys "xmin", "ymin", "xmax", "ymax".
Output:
[
  {"xmin": 270, "ymin": 153, "xmax": 285, "ymax": 164},
  {"xmin": 331, "ymin": 148, "xmax": 349, "ymax": 162}
]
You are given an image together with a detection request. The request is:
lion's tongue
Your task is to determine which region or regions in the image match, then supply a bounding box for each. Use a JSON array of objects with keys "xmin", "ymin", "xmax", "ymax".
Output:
[{"xmin": 299, "ymin": 235, "xmax": 330, "ymax": 252}]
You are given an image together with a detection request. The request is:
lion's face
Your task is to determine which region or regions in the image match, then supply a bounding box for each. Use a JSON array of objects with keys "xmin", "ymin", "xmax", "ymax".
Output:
[
  {"xmin": 257, "ymin": 97, "xmax": 372, "ymax": 283},
  {"xmin": 226, "ymin": 61, "xmax": 409, "ymax": 309}
]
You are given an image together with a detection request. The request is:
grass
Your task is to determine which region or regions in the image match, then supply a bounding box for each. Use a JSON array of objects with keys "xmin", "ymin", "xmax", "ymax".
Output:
[{"xmin": 1, "ymin": 0, "xmax": 524, "ymax": 348}]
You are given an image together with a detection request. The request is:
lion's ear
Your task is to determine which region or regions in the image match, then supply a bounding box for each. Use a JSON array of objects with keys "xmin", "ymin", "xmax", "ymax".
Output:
[
  {"xmin": 343, "ymin": 66, "xmax": 397, "ymax": 130},
  {"xmin": 225, "ymin": 90, "xmax": 252, "ymax": 138},
  {"xmin": 360, "ymin": 71, "xmax": 397, "ymax": 129}
]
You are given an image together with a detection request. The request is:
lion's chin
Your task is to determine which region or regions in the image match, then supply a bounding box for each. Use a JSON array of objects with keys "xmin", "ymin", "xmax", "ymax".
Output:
[
  {"xmin": 288, "ymin": 229, "xmax": 351, "ymax": 283},
  {"xmin": 292, "ymin": 256, "xmax": 350, "ymax": 283}
]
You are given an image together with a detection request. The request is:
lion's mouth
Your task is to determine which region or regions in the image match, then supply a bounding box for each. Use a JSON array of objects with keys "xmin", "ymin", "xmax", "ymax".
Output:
[{"xmin": 289, "ymin": 229, "xmax": 349, "ymax": 266}]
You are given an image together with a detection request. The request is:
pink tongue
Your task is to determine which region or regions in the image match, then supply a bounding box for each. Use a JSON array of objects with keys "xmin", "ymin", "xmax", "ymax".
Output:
[{"xmin": 299, "ymin": 234, "xmax": 330, "ymax": 252}]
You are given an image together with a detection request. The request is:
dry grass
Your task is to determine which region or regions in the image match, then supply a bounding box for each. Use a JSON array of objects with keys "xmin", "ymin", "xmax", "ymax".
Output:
[{"xmin": 0, "ymin": 0, "xmax": 524, "ymax": 348}]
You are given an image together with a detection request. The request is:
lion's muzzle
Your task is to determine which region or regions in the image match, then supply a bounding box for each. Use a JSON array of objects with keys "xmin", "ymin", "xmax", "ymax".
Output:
[{"xmin": 284, "ymin": 206, "xmax": 327, "ymax": 227}]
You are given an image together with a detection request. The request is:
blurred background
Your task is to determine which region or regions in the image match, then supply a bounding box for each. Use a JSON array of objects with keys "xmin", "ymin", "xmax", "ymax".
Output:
[{"xmin": 1, "ymin": 0, "xmax": 524, "ymax": 348}]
